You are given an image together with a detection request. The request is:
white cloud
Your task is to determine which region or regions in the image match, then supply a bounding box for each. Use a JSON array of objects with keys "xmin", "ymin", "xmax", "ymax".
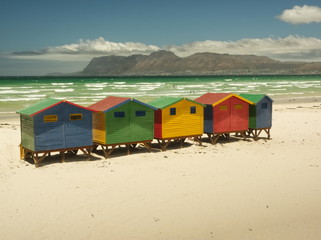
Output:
[
  {"xmin": 4, "ymin": 35, "xmax": 321, "ymax": 63},
  {"xmin": 8, "ymin": 37, "xmax": 160, "ymax": 62},
  {"xmin": 277, "ymin": 5, "xmax": 321, "ymax": 24},
  {"xmin": 166, "ymin": 35, "xmax": 321, "ymax": 61}
]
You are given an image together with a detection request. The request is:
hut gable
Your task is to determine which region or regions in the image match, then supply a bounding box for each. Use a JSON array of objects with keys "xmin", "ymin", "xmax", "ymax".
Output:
[
  {"xmin": 88, "ymin": 96, "xmax": 131, "ymax": 112},
  {"xmin": 148, "ymin": 97, "xmax": 204, "ymax": 139},
  {"xmin": 195, "ymin": 93, "xmax": 253, "ymax": 133},
  {"xmin": 17, "ymin": 98, "xmax": 95, "ymax": 151},
  {"xmin": 239, "ymin": 94, "xmax": 273, "ymax": 129},
  {"xmin": 89, "ymin": 96, "xmax": 157, "ymax": 145}
]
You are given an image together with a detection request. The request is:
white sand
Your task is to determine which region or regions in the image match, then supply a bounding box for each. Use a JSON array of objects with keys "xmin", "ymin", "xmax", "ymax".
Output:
[{"xmin": 1, "ymin": 101, "xmax": 321, "ymax": 240}]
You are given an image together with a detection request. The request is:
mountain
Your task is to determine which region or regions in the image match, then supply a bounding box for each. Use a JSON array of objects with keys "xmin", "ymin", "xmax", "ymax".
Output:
[{"xmin": 79, "ymin": 50, "xmax": 321, "ymax": 76}]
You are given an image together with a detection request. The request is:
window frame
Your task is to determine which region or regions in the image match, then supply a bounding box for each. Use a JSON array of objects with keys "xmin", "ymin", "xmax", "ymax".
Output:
[
  {"xmin": 170, "ymin": 107, "xmax": 176, "ymax": 116},
  {"xmin": 44, "ymin": 115, "xmax": 58, "ymax": 123},
  {"xmin": 114, "ymin": 111, "xmax": 125, "ymax": 118},
  {"xmin": 261, "ymin": 103, "xmax": 268, "ymax": 109},
  {"xmin": 135, "ymin": 110, "xmax": 146, "ymax": 117},
  {"xmin": 69, "ymin": 113, "xmax": 83, "ymax": 121},
  {"xmin": 190, "ymin": 106, "xmax": 197, "ymax": 114}
]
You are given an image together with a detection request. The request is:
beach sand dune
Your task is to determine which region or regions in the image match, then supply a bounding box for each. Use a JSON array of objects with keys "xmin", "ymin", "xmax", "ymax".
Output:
[{"xmin": 1, "ymin": 102, "xmax": 321, "ymax": 240}]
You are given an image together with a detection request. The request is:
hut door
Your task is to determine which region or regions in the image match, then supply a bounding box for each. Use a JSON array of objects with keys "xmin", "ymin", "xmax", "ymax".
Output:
[
  {"xmin": 106, "ymin": 108, "xmax": 130, "ymax": 144},
  {"xmin": 231, "ymin": 97, "xmax": 248, "ymax": 131},
  {"xmin": 129, "ymin": 102, "xmax": 153, "ymax": 142},
  {"xmin": 64, "ymin": 112, "xmax": 89, "ymax": 148},
  {"xmin": 256, "ymin": 100, "xmax": 272, "ymax": 128},
  {"xmin": 213, "ymin": 99, "xmax": 231, "ymax": 133}
]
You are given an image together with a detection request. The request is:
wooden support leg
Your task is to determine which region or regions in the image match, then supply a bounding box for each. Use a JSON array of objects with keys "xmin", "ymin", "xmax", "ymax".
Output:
[
  {"xmin": 100, "ymin": 145, "xmax": 108, "ymax": 159},
  {"xmin": 79, "ymin": 148, "xmax": 91, "ymax": 158},
  {"xmin": 206, "ymin": 133, "xmax": 215, "ymax": 145},
  {"xmin": 180, "ymin": 138, "xmax": 185, "ymax": 148},
  {"xmin": 143, "ymin": 142, "xmax": 152, "ymax": 152},
  {"xmin": 60, "ymin": 151, "xmax": 66, "ymax": 163},
  {"xmin": 163, "ymin": 140, "xmax": 171, "ymax": 151},
  {"xmin": 38, "ymin": 153, "xmax": 48, "ymax": 166},
  {"xmin": 33, "ymin": 153, "xmax": 39, "ymax": 167},
  {"xmin": 266, "ymin": 128, "xmax": 271, "ymax": 139},
  {"xmin": 106, "ymin": 146, "xmax": 116, "ymax": 158},
  {"xmin": 127, "ymin": 144, "xmax": 131, "ymax": 155},
  {"xmin": 240, "ymin": 131, "xmax": 247, "ymax": 141},
  {"xmin": 194, "ymin": 136, "xmax": 202, "ymax": 146},
  {"xmin": 212, "ymin": 134, "xmax": 221, "ymax": 144}
]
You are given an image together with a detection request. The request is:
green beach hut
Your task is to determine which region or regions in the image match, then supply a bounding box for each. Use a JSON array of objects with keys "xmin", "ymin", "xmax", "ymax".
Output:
[
  {"xmin": 239, "ymin": 93, "xmax": 273, "ymax": 140},
  {"xmin": 89, "ymin": 96, "xmax": 157, "ymax": 157}
]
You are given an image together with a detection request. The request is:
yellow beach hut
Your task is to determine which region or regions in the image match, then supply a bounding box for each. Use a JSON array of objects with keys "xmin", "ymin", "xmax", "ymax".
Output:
[{"xmin": 148, "ymin": 97, "xmax": 204, "ymax": 150}]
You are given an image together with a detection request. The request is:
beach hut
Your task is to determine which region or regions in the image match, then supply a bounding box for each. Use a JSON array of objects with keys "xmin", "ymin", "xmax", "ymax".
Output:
[
  {"xmin": 17, "ymin": 98, "xmax": 95, "ymax": 166},
  {"xmin": 195, "ymin": 93, "xmax": 254, "ymax": 144},
  {"xmin": 89, "ymin": 96, "xmax": 157, "ymax": 157},
  {"xmin": 148, "ymin": 96, "xmax": 204, "ymax": 150},
  {"xmin": 239, "ymin": 93, "xmax": 273, "ymax": 140}
]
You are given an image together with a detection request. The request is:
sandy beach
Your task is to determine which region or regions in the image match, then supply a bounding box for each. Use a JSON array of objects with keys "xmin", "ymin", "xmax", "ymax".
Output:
[{"xmin": 1, "ymin": 99, "xmax": 321, "ymax": 240}]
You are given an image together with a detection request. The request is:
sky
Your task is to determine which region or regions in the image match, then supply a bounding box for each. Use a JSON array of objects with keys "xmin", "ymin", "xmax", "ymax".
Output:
[{"xmin": 1, "ymin": 0, "xmax": 321, "ymax": 75}]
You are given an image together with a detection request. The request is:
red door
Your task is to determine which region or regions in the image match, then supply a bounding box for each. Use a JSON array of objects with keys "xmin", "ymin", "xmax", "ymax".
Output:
[
  {"xmin": 230, "ymin": 96, "xmax": 249, "ymax": 131},
  {"xmin": 213, "ymin": 98, "xmax": 231, "ymax": 133}
]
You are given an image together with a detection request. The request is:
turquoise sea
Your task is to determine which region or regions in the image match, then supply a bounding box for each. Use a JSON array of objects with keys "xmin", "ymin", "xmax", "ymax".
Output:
[{"xmin": 1, "ymin": 75, "xmax": 321, "ymax": 113}]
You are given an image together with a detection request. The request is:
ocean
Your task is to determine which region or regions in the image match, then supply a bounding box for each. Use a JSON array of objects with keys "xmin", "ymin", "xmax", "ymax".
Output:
[{"xmin": 1, "ymin": 75, "xmax": 321, "ymax": 113}]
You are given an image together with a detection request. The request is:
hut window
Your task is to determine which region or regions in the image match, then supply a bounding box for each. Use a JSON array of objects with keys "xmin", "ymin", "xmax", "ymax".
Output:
[
  {"xmin": 170, "ymin": 108, "xmax": 176, "ymax": 115},
  {"xmin": 69, "ymin": 113, "xmax": 83, "ymax": 121},
  {"xmin": 44, "ymin": 115, "xmax": 58, "ymax": 122},
  {"xmin": 190, "ymin": 106, "xmax": 196, "ymax": 114},
  {"xmin": 261, "ymin": 103, "xmax": 268, "ymax": 109},
  {"xmin": 220, "ymin": 105, "xmax": 228, "ymax": 111},
  {"xmin": 114, "ymin": 111, "xmax": 125, "ymax": 118},
  {"xmin": 135, "ymin": 110, "xmax": 146, "ymax": 117},
  {"xmin": 235, "ymin": 104, "xmax": 243, "ymax": 110}
]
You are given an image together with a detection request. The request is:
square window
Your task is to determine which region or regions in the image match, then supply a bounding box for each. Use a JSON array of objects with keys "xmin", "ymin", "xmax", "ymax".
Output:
[
  {"xmin": 261, "ymin": 103, "xmax": 268, "ymax": 109},
  {"xmin": 69, "ymin": 113, "xmax": 83, "ymax": 121},
  {"xmin": 235, "ymin": 104, "xmax": 243, "ymax": 110},
  {"xmin": 114, "ymin": 111, "xmax": 125, "ymax": 118},
  {"xmin": 190, "ymin": 106, "xmax": 196, "ymax": 114},
  {"xmin": 170, "ymin": 108, "xmax": 176, "ymax": 115},
  {"xmin": 44, "ymin": 115, "xmax": 58, "ymax": 122},
  {"xmin": 220, "ymin": 105, "xmax": 228, "ymax": 111},
  {"xmin": 135, "ymin": 110, "xmax": 146, "ymax": 117}
]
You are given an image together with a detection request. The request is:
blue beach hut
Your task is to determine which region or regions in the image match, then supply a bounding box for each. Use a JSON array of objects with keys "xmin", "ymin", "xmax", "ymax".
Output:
[
  {"xmin": 17, "ymin": 98, "xmax": 96, "ymax": 166},
  {"xmin": 239, "ymin": 93, "xmax": 273, "ymax": 140}
]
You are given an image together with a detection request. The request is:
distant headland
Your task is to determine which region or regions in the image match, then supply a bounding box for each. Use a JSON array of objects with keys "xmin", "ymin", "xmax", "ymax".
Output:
[{"xmin": 50, "ymin": 50, "xmax": 321, "ymax": 76}]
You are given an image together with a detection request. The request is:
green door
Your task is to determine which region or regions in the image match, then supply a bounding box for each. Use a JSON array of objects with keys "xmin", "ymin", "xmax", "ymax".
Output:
[
  {"xmin": 129, "ymin": 101, "xmax": 154, "ymax": 142},
  {"xmin": 105, "ymin": 104, "xmax": 130, "ymax": 144}
]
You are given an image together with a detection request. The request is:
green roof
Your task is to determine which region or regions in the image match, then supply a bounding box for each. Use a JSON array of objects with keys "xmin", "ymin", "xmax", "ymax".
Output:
[
  {"xmin": 148, "ymin": 96, "xmax": 205, "ymax": 109},
  {"xmin": 17, "ymin": 98, "xmax": 61, "ymax": 116},
  {"xmin": 148, "ymin": 97, "xmax": 183, "ymax": 109},
  {"xmin": 239, "ymin": 94, "xmax": 272, "ymax": 104}
]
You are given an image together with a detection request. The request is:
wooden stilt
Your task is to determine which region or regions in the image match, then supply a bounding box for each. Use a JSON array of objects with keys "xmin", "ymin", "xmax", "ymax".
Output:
[
  {"xmin": 248, "ymin": 128, "xmax": 271, "ymax": 141},
  {"xmin": 206, "ymin": 130, "xmax": 247, "ymax": 144},
  {"xmin": 19, "ymin": 145, "xmax": 94, "ymax": 167},
  {"xmin": 127, "ymin": 145, "xmax": 131, "ymax": 155},
  {"xmin": 155, "ymin": 135, "xmax": 202, "ymax": 151},
  {"xmin": 93, "ymin": 140, "xmax": 153, "ymax": 158}
]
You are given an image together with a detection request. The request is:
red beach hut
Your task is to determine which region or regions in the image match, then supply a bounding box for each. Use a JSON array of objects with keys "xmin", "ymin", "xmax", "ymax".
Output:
[{"xmin": 195, "ymin": 93, "xmax": 254, "ymax": 144}]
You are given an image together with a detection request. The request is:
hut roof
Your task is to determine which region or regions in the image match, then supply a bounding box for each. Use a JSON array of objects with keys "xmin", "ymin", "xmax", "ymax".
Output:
[
  {"xmin": 16, "ymin": 98, "xmax": 95, "ymax": 116},
  {"xmin": 239, "ymin": 94, "xmax": 273, "ymax": 104},
  {"xmin": 195, "ymin": 93, "xmax": 254, "ymax": 106},
  {"xmin": 89, "ymin": 96, "xmax": 157, "ymax": 112},
  {"xmin": 148, "ymin": 96, "xmax": 204, "ymax": 109}
]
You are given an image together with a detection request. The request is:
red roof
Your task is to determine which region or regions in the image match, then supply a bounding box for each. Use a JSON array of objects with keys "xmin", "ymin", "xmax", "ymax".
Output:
[
  {"xmin": 195, "ymin": 93, "xmax": 254, "ymax": 106},
  {"xmin": 195, "ymin": 93, "xmax": 231, "ymax": 105},
  {"xmin": 89, "ymin": 96, "xmax": 130, "ymax": 112}
]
